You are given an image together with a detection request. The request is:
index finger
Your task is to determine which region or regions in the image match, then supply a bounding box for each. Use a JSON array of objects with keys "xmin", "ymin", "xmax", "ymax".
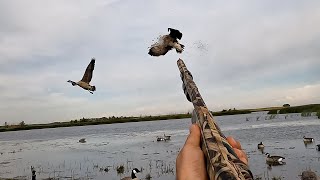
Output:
[{"xmin": 226, "ymin": 136, "xmax": 242, "ymax": 149}]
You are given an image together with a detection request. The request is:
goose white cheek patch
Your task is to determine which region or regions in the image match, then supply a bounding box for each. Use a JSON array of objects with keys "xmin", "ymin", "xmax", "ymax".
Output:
[{"xmin": 133, "ymin": 170, "xmax": 137, "ymax": 174}]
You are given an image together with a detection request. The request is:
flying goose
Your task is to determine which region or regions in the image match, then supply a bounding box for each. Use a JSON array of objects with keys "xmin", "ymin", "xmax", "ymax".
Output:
[
  {"xmin": 265, "ymin": 153, "xmax": 285, "ymax": 164},
  {"xmin": 257, "ymin": 142, "xmax": 265, "ymax": 149},
  {"xmin": 67, "ymin": 58, "xmax": 96, "ymax": 94},
  {"xmin": 148, "ymin": 28, "xmax": 184, "ymax": 56},
  {"xmin": 120, "ymin": 168, "xmax": 140, "ymax": 180}
]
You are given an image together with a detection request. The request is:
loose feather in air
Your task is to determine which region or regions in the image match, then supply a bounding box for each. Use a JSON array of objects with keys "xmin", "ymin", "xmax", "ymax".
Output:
[
  {"xmin": 67, "ymin": 58, "xmax": 96, "ymax": 94},
  {"xmin": 148, "ymin": 28, "xmax": 184, "ymax": 56}
]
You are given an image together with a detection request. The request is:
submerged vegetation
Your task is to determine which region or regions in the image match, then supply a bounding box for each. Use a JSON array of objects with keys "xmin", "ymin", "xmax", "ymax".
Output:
[{"xmin": 1, "ymin": 104, "xmax": 319, "ymax": 132}]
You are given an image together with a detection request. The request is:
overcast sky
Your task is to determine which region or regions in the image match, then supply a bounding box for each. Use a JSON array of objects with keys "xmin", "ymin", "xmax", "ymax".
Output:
[{"xmin": 0, "ymin": 0, "xmax": 319, "ymax": 124}]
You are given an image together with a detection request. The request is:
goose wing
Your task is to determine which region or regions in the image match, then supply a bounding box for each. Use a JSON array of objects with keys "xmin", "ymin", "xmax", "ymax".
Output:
[
  {"xmin": 148, "ymin": 36, "xmax": 172, "ymax": 56},
  {"xmin": 81, "ymin": 58, "xmax": 95, "ymax": 83}
]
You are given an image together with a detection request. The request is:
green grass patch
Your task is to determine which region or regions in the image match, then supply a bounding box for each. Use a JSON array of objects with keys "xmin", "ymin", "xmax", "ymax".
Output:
[{"xmin": 268, "ymin": 104, "xmax": 320, "ymax": 116}]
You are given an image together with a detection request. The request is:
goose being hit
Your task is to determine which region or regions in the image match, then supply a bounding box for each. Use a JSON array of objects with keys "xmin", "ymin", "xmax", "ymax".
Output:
[
  {"xmin": 148, "ymin": 28, "xmax": 184, "ymax": 56},
  {"xmin": 68, "ymin": 58, "xmax": 96, "ymax": 94},
  {"xmin": 120, "ymin": 168, "xmax": 140, "ymax": 180}
]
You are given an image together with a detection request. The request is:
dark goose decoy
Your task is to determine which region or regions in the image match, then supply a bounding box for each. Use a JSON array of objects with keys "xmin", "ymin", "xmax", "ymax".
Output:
[
  {"xmin": 79, "ymin": 138, "xmax": 86, "ymax": 143},
  {"xmin": 148, "ymin": 28, "xmax": 184, "ymax": 56},
  {"xmin": 68, "ymin": 58, "xmax": 96, "ymax": 94},
  {"xmin": 316, "ymin": 144, "xmax": 320, "ymax": 151},
  {"xmin": 120, "ymin": 168, "xmax": 140, "ymax": 180}
]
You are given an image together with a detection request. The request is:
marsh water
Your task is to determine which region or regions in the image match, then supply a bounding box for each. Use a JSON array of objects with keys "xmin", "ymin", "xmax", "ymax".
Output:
[{"xmin": 0, "ymin": 112, "xmax": 319, "ymax": 180}]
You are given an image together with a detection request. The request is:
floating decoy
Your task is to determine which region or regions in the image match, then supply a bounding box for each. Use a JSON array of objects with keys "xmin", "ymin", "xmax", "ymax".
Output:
[
  {"xmin": 303, "ymin": 136, "xmax": 314, "ymax": 143},
  {"xmin": 31, "ymin": 166, "xmax": 36, "ymax": 180},
  {"xmin": 265, "ymin": 153, "xmax": 285, "ymax": 164},
  {"xmin": 157, "ymin": 137, "xmax": 165, "ymax": 141},
  {"xmin": 148, "ymin": 28, "xmax": 184, "ymax": 56},
  {"xmin": 257, "ymin": 142, "xmax": 265, "ymax": 149},
  {"xmin": 316, "ymin": 144, "xmax": 320, "ymax": 151},
  {"xmin": 68, "ymin": 58, "xmax": 96, "ymax": 94},
  {"xmin": 79, "ymin": 138, "xmax": 86, "ymax": 143},
  {"xmin": 164, "ymin": 134, "xmax": 171, "ymax": 141},
  {"xmin": 120, "ymin": 168, "xmax": 140, "ymax": 180}
]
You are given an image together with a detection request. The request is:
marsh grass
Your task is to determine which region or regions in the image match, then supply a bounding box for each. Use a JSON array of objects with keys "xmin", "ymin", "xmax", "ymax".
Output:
[
  {"xmin": 1, "ymin": 104, "xmax": 318, "ymax": 133},
  {"xmin": 0, "ymin": 114, "xmax": 191, "ymax": 132},
  {"xmin": 145, "ymin": 173, "xmax": 152, "ymax": 180},
  {"xmin": 116, "ymin": 165, "xmax": 124, "ymax": 174},
  {"xmin": 301, "ymin": 112, "xmax": 313, "ymax": 117}
]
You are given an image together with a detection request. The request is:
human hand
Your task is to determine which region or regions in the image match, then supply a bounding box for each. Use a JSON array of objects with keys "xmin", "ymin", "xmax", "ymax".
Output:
[
  {"xmin": 176, "ymin": 125, "xmax": 249, "ymax": 180},
  {"xmin": 226, "ymin": 136, "xmax": 248, "ymax": 165},
  {"xmin": 176, "ymin": 124, "xmax": 209, "ymax": 180}
]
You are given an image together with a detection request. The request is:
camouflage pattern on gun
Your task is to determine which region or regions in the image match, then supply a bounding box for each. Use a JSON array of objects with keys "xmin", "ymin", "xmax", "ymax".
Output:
[{"xmin": 177, "ymin": 59, "xmax": 253, "ymax": 180}]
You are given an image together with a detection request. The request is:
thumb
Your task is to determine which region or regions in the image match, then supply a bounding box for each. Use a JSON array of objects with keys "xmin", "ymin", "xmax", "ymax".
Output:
[{"xmin": 184, "ymin": 124, "xmax": 201, "ymax": 147}]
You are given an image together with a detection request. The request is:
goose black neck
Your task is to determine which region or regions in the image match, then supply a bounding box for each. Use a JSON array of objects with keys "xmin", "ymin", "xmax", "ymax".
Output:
[{"xmin": 131, "ymin": 171, "xmax": 136, "ymax": 178}]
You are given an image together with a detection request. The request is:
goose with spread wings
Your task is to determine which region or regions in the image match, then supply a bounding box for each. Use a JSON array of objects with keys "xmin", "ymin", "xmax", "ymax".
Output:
[
  {"xmin": 148, "ymin": 28, "xmax": 184, "ymax": 56},
  {"xmin": 67, "ymin": 58, "xmax": 96, "ymax": 94}
]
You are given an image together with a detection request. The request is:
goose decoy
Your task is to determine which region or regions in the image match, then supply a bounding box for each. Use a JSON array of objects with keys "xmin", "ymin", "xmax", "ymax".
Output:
[
  {"xmin": 316, "ymin": 144, "xmax": 320, "ymax": 151},
  {"xmin": 67, "ymin": 58, "xmax": 96, "ymax": 94},
  {"xmin": 164, "ymin": 134, "xmax": 171, "ymax": 141},
  {"xmin": 148, "ymin": 28, "xmax": 184, "ymax": 56},
  {"xmin": 157, "ymin": 137, "xmax": 165, "ymax": 141},
  {"xmin": 79, "ymin": 138, "xmax": 86, "ymax": 143},
  {"xmin": 120, "ymin": 168, "xmax": 140, "ymax": 180},
  {"xmin": 265, "ymin": 153, "xmax": 285, "ymax": 164},
  {"xmin": 257, "ymin": 142, "xmax": 265, "ymax": 149},
  {"xmin": 303, "ymin": 136, "xmax": 314, "ymax": 143},
  {"xmin": 31, "ymin": 166, "xmax": 36, "ymax": 180}
]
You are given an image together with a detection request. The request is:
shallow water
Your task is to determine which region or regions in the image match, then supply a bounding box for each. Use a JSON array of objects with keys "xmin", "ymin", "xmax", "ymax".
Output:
[{"xmin": 0, "ymin": 112, "xmax": 319, "ymax": 180}]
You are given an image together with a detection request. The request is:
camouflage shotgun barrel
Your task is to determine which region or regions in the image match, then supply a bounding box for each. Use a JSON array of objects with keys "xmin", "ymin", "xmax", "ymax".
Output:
[{"xmin": 177, "ymin": 59, "xmax": 253, "ymax": 180}]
